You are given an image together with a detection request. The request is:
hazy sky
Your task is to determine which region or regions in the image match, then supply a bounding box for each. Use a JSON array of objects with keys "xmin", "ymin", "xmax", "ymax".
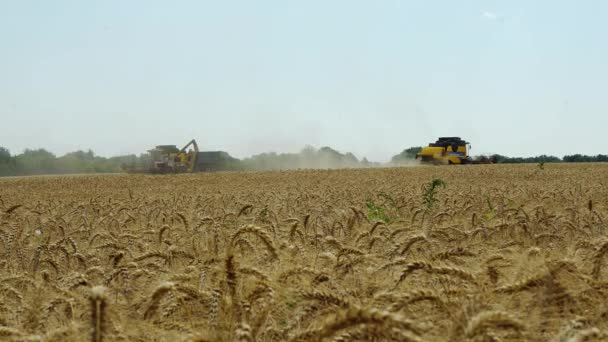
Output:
[{"xmin": 1, "ymin": 1, "xmax": 607, "ymax": 162}]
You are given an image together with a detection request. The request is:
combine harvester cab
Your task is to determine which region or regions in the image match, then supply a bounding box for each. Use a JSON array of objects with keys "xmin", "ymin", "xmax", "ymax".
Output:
[
  {"xmin": 416, "ymin": 137, "xmax": 473, "ymax": 165},
  {"xmin": 146, "ymin": 139, "xmax": 199, "ymax": 173}
]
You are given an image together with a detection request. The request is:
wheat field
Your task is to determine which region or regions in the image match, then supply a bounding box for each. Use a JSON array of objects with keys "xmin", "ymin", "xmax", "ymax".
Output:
[{"xmin": 1, "ymin": 164, "xmax": 608, "ymax": 341}]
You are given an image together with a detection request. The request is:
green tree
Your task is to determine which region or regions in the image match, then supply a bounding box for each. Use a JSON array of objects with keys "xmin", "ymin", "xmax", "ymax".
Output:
[
  {"xmin": 0, "ymin": 147, "xmax": 10, "ymax": 163},
  {"xmin": 391, "ymin": 146, "xmax": 422, "ymax": 164},
  {"xmin": 15, "ymin": 148, "xmax": 57, "ymax": 175},
  {"xmin": 0, "ymin": 147, "xmax": 16, "ymax": 176}
]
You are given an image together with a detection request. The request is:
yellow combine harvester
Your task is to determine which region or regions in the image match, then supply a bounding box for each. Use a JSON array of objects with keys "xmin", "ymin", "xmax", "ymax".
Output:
[{"xmin": 416, "ymin": 137, "xmax": 474, "ymax": 164}]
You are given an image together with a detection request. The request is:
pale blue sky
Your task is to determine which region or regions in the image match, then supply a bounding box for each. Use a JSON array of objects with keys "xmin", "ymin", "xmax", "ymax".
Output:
[{"xmin": 1, "ymin": 1, "xmax": 607, "ymax": 161}]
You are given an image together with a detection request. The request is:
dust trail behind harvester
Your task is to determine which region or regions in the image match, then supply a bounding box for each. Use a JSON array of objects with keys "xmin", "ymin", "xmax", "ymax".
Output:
[
  {"xmin": 239, "ymin": 145, "xmax": 425, "ymax": 171},
  {"xmin": 240, "ymin": 146, "xmax": 379, "ymax": 171}
]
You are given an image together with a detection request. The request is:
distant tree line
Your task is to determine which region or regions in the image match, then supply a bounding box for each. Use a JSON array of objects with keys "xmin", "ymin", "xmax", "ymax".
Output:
[
  {"xmin": 562, "ymin": 154, "xmax": 608, "ymax": 163},
  {"xmin": 1, "ymin": 144, "xmax": 607, "ymax": 177},
  {"xmin": 0, "ymin": 145, "xmax": 376, "ymax": 176},
  {"xmin": 0, "ymin": 147, "xmax": 150, "ymax": 177},
  {"xmin": 485, "ymin": 154, "xmax": 562, "ymax": 164},
  {"xmin": 470, "ymin": 153, "xmax": 608, "ymax": 164}
]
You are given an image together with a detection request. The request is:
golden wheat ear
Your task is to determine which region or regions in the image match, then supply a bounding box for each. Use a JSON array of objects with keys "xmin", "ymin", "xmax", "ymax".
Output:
[
  {"xmin": 465, "ymin": 310, "xmax": 525, "ymax": 339},
  {"xmin": 143, "ymin": 282, "xmax": 175, "ymax": 320}
]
